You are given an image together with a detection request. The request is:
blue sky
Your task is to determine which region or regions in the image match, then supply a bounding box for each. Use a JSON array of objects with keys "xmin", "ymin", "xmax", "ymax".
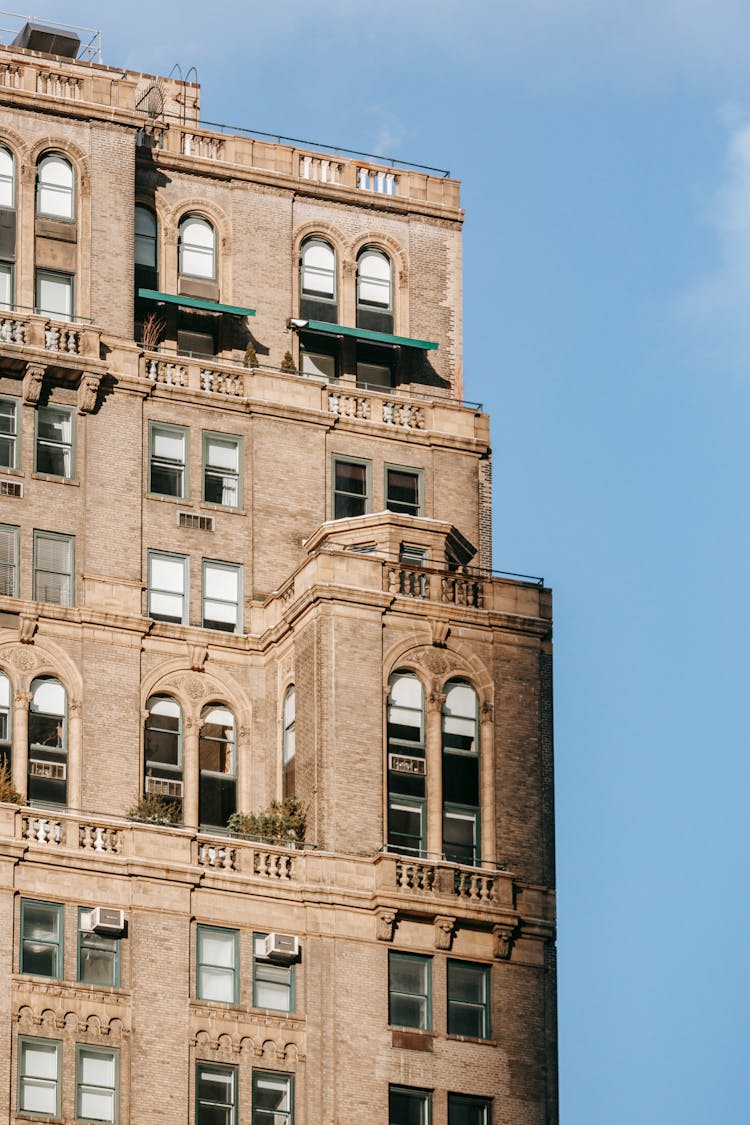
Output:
[{"xmin": 18, "ymin": 2, "xmax": 750, "ymax": 1120}]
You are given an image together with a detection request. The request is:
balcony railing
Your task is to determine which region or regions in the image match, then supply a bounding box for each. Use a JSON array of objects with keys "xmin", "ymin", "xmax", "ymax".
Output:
[{"xmin": 0, "ymin": 307, "xmax": 101, "ymax": 362}]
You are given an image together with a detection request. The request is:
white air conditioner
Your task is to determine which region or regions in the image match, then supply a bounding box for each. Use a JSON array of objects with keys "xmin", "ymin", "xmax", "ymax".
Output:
[
  {"xmin": 80, "ymin": 907, "xmax": 125, "ymax": 935},
  {"xmin": 145, "ymin": 775, "xmax": 183, "ymax": 798},
  {"xmin": 262, "ymin": 932, "xmax": 299, "ymax": 963}
]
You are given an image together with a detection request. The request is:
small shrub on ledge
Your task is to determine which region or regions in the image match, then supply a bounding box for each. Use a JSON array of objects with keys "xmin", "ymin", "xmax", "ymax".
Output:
[
  {"xmin": 0, "ymin": 762, "xmax": 22, "ymax": 804},
  {"xmin": 126, "ymin": 791, "xmax": 182, "ymax": 827},
  {"xmin": 228, "ymin": 797, "xmax": 306, "ymax": 845}
]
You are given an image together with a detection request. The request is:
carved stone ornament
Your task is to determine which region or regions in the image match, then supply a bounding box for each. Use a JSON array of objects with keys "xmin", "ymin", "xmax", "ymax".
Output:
[
  {"xmin": 434, "ymin": 915, "xmax": 456, "ymax": 950},
  {"xmin": 480, "ymin": 702, "xmax": 494, "ymax": 724},
  {"xmin": 376, "ymin": 909, "xmax": 397, "ymax": 942},
  {"xmin": 8, "ymin": 645, "xmax": 37, "ymax": 670},
  {"xmin": 426, "ymin": 689, "xmax": 446, "ymax": 713},
  {"xmin": 342, "ymin": 260, "xmax": 356, "ymax": 279},
  {"xmin": 179, "ymin": 674, "xmax": 208, "ymax": 700},
  {"xmin": 188, "ymin": 644, "xmax": 208, "ymax": 672},
  {"xmin": 22, "ymin": 363, "xmax": 46, "ymax": 404},
  {"xmin": 77, "ymin": 372, "xmax": 101, "ymax": 415},
  {"xmin": 18, "ymin": 614, "xmax": 38, "ymax": 645},
  {"xmin": 69, "ymin": 699, "xmax": 82, "ymax": 716},
  {"xmin": 431, "ymin": 621, "xmax": 451, "ymax": 648},
  {"xmin": 421, "ymin": 648, "xmax": 461, "ymax": 676},
  {"xmin": 493, "ymin": 924, "xmax": 517, "ymax": 960}
]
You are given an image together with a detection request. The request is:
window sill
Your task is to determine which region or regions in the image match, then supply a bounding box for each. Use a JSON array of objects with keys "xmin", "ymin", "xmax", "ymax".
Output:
[
  {"xmin": 0, "ymin": 467, "xmax": 24, "ymax": 478},
  {"xmin": 31, "ymin": 473, "xmax": 79, "ymax": 487},
  {"xmin": 445, "ymin": 1033, "xmax": 497, "ymax": 1047},
  {"xmin": 390, "ymin": 1028, "xmax": 435, "ymax": 1052},
  {"xmin": 200, "ymin": 502, "xmax": 246, "ymax": 516},
  {"xmin": 146, "ymin": 492, "xmax": 189, "ymax": 505}
]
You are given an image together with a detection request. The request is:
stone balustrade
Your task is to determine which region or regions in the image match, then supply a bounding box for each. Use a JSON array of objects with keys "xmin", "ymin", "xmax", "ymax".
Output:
[
  {"xmin": 385, "ymin": 563, "xmax": 485, "ymax": 608},
  {"xmin": 0, "ymin": 309, "xmax": 101, "ymax": 363}
]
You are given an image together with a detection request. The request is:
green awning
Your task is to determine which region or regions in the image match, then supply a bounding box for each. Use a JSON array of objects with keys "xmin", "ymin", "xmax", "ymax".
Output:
[
  {"xmin": 138, "ymin": 288, "xmax": 256, "ymax": 317},
  {"xmin": 292, "ymin": 318, "xmax": 438, "ymax": 351}
]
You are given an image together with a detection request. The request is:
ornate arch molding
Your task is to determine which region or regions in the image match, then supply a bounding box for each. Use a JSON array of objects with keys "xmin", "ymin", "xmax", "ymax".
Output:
[
  {"xmin": 0, "ymin": 126, "xmax": 30, "ymax": 165},
  {"xmin": 383, "ymin": 638, "xmax": 493, "ymax": 706},
  {"xmin": 140, "ymin": 660, "xmax": 251, "ymax": 727},
  {"xmin": 293, "ymin": 220, "xmax": 348, "ymax": 261},
  {"xmin": 0, "ymin": 634, "xmax": 83, "ymax": 698},
  {"xmin": 166, "ymin": 197, "xmax": 231, "ymax": 251},
  {"xmin": 350, "ymin": 230, "xmax": 409, "ymax": 286},
  {"xmin": 28, "ymin": 136, "xmax": 91, "ymax": 196}
]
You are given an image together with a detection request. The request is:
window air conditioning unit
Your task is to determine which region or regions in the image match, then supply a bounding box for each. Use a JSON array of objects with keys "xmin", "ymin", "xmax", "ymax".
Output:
[
  {"xmin": 0, "ymin": 479, "xmax": 22, "ymax": 498},
  {"xmin": 80, "ymin": 907, "xmax": 125, "ymax": 935},
  {"xmin": 145, "ymin": 776, "xmax": 183, "ymax": 798},
  {"xmin": 261, "ymin": 933, "xmax": 300, "ymax": 963},
  {"xmin": 29, "ymin": 759, "xmax": 66, "ymax": 780}
]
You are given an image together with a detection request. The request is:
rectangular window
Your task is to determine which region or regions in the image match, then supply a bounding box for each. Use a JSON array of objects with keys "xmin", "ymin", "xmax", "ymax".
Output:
[
  {"xmin": 333, "ymin": 457, "xmax": 369, "ymax": 520},
  {"xmin": 203, "ymin": 433, "xmax": 240, "ymax": 507},
  {"xmin": 0, "ymin": 261, "xmax": 12, "ymax": 310},
  {"xmin": 447, "ymin": 961, "xmax": 490, "ymax": 1039},
  {"xmin": 356, "ymin": 360, "xmax": 392, "ymax": 389},
  {"xmin": 448, "ymin": 1094, "xmax": 491, "ymax": 1125},
  {"xmin": 389, "ymin": 951, "xmax": 431, "ymax": 1030},
  {"xmin": 196, "ymin": 1063, "xmax": 236, "ymax": 1125},
  {"xmin": 149, "ymin": 422, "xmax": 187, "ymax": 498},
  {"xmin": 0, "ymin": 396, "xmax": 18, "ymax": 467},
  {"xmin": 18, "ymin": 1037, "xmax": 60, "ymax": 1117},
  {"xmin": 21, "ymin": 900, "xmax": 63, "ymax": 978},
  {"xmin": 253, "ymin": 933, "xmax": 294, "ymax": 1013},
  {"xmin": 197, "ymin": 925, "xmax": 238, "ymax": 1004},
  {"xmin": 0, "ymin": 524, "xmax": 18, "ymax": 597},
  {"xmin": 148, "ymin": 551, "xmax": 188, "ymax": 624},
  {"xmin": 33, "ymin": 532, "xmax": 74, "ymax": 607},
  {"xmin": 35, "ymin": 269, "xmax": 73, "ymax": 321},
  {"xmin": 386, "ymin": 467, "xmax": 421, "ymax": 516},
  {"xmin": 35, "ymin": 404, "xmax": 74, "ymax": 479},
  {"xmin": 388, "ymin": 796, "xmax": 425, "ymax": 858},
  {"xmin": 389, "ymin": 1086, "xmax": 431, "ymax": 1125},
  {"xmin": 202, "ymin": 561, "xmax": 241, "ymax": 633},
  {"xmin": 443, "ymin": 806, "xmax": 480, "ymax": 868},
  {"xmin": 252, "ymin": 1070, "xmax": 293, "ymax": 1125},
  {"xmin": 77, "ymin": 1046, "xmax": 118, "ymax": 1124},
  {"xmin": 300, "ymin": 349, "xmax": 336, "ymax": 380},
  {"xmin": 78, "ymin": 909, "xmax": 120, "ymax": 988}
]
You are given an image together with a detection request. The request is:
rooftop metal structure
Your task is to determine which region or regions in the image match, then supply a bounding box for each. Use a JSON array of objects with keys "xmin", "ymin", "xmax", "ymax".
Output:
[{"xmin": 0, "ymin": 10, "xmax": 101, "ymax": 62}]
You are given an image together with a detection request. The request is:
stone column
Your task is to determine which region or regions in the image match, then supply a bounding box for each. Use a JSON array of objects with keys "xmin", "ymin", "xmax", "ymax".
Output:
[
  {"xmin": 480, "ymin": 703, "xmax": 496, "ymax": 867},
  {"xmin": 67, "ymin": 698, "xmax": 83, "ymax": 812},
  {"xmin": 183, "ymin": 717, "xmax": 199, "ymax": 830},
  {"xmin": 12, "ymin": 691, "xmax": 31, "ymax": 801},
  {"xmin": 425, "ymin": 690, "xmax": 445, "ymax": 860}
]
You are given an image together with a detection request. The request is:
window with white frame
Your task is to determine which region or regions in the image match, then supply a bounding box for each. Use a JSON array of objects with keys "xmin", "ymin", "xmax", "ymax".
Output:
[
  {"xmin": 197, "ymin": 1064, "xmax": 236, "ymax": 1125},
  {"xmin": 387, "ymin": 672, "xmax": 426, "ymax": 858},
  {"xmin": 333, "ymin": 457, "xmax": 370, "ymax": 519},
  {"xmin": 442, "ymin": 680, "xmax": 480, "ymax": 866},
  {"xmin": 35, "ymin": 269, "xmax": 73, "ymax": 321},
  {"xmin": 28, "ymin": 676, "xmax": 67, "ymax": 806},
  {"xmin": 144, "ymin": 694, "xmax": 183, "ymax": 805},
  {"xmin": 36, "ymin": 153, "xmax": 74, "ymax": 220},
  {"xmin": 282, "ymin": 685, "xmax": 296, "ymax": 800},
  {"xmin": 252, "ymin": 1070, "xmax": 293, "ymax": 1125},
  {"xmin": 149, "ymin": 423, "xmax": 187, "ymax": 498},
  {"xmin": 36, "ymin": 404, "xmax": 74, "ymax": 478},
  {"xmin": 148, "ymin": 552, "xmax": 188, "ymax": 624},
  {"xmin": 0, "ymin": 524, "xmax": 18, "ymax": 596},
  {"xmin": 18, "ymin": 1038, "xmax": 61, "ymax": 1117},
  {"xmin": 357, "ymin": 248, "xmax": 392, "ymax": 311},
  {"xmin": 0, "ymin": 144, "xmax": 14, "ymax": 209},
  {"xmin": 253, "ymin": 933, "xmax": 294, "ymax": 1013},
  {"xmin": 0, "ymin": 397, "xmax": 18, "ymax": 468},
  {"xmin": 197, "ymin": 925, "xmax": 238, "ymax": 1004},
  {"xmin": 203, "ymin": 433, "xmax": 240, "ymax": 507},
  {"xmin": 135, "ymin": 204, "xmax": 157, "ymax": 271},
  {"xmin": 301, "ymin": 238, "xmax": 336, "ymax": 302},
  {"xmin": 0, "ymin": 262, "xmax": 12, "ymax": 311},
  {"xmin": 448, "ymin": 1094, "xmax": 491, "ymax": 1125},
  {"xmin": 33, "ymin": 532, "xmax": 73, "ymax": 606},
  {"xmin": 389, "ymin": 1086, "xmax": 431, "ymax": 1125},
  {"xmin": 179, "ymin": 214, "xmax": 215, "ymax": 280},
  {"xmin": 202, "ymin": 560, "xmax": 241, "ymax": 633},
  {"xmin": 199, "ymin": 704, "xmax": 237, "ymax": 828},
  {"xmin": 76, "ymin": 1046, "xmax": 118, "ymax": 1124}
]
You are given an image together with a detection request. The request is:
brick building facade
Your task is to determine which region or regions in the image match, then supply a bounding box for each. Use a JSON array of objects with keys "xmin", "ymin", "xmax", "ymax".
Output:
[{"xmin": 0, "ymin": 22, "xmax": 557, "ymax": 1125}]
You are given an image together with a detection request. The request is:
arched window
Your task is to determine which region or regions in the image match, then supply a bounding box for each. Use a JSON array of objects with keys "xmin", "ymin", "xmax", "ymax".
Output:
[
  {"xmin": 386, "ymin": 671, "xmax": 425, "ymax": 857},
  {"xmin": 28, "ymin": 677, "xmax": 67, "ymax": 806},
  {"xmin": 36, "ymin": 154, "xmax": 74, "ymax": 220},
  {"xmin": 199, "ymin": 704, "xmax": 236, "ymax": 828},
  {"xmin": 144, "ymin": 695, "xmax": 183, "ymax": 809},
  {"xmin": 179, "ymin": 214, "xmax": 215, "ymax": 280},
  {"xmin": 300, "ymin": 238, "xmax": 337, "ymax": 323},
  {"xmin": 0, "ymin": 670, "xmax": 10, "ymax": 777},
  {"xmin": 442, "ymin": 680, "xmax": 479, "ymax": 866},
  {"xmin": 135, "ymin": 205, "xmax": 158, "ymax": 272},
  {"xmin": 282, "ymin": 686, "xmax": 296, "ymax": 799},
  {"xmin": 357, "ymin": 247, "xmax": 393, "ymax": 332},
  {"xmin": 0, "ymin": 145, "xmax": 14, "ymax": 209}
]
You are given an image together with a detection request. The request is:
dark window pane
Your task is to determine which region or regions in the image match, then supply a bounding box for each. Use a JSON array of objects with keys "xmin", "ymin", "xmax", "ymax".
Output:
[
  {"xmin": 36, "ymin": 445, "xmax": 67, "ymax": 477},
  {"xmin": 334, "ymin": 492, "xmax": 366, "ymax": 519},
  {"xmin": 387, "ymin": 470, "xmax": 419, "ymax": 514},
  {"xmin": 448, "ymin": 1095, "xmax": 490, "ymax": 1125},
  {"xmin": 390, "ymin": 1088, "xmax": 429, "ymax": 1125},
  {"xmin": 80, "ymin": 933, "xmax": 117, "ymax": 986},
  {"xmin": 335, "ymin": 462, "xmax": 366, "ymax": 494},
  {"xmin": 150, "ymin": 464, "xmax": 182, "ymax": 496},
  {"xmin": 443, "ymin": 754, "xmax": 479, "ymax": 805}
]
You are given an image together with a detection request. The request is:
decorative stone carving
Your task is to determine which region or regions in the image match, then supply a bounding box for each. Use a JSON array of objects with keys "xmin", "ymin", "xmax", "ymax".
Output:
[
  {"xmin": 68, "ymin": 700, "xmax": 82, "ymax": 715},
  {"xmin": 8, "ymin": 646, "xmax": 37, "ymax": 670},
  {"xmin": 426, "ymin": 690, "xmax": 446, "ymax": 713},
  {"xmin": 14, "ymin": 690, "xmax": 32, "ymax": 706},
  {"xmin": 480, "ymin": 701, "xmax": 494, "ymax": 724},
  {"xmin": 184, "ymin": 717, "xmax": 198, "ymax": 733},
  {"xmin": 18, "ymin": 614, "xmax": 38, "ymax": 644},
  {"xmin": 77, "ymin": 372, "xmax": 101, "ymax": 414},
  {"xmin": 342, "ymin": 260, "xmax": 355, "ymax": 278},
  {"xmin": 493, "ymin": 923, "xmax": 517, "ymax": 960},
  {"xmin": 421, "ymin": 649, "xmax": 460, "ymax": 676},
  {"xmin": 188, "ymin": 644, "xmax": 208, "ymax": 672},
  {"xmin": 179, "ymin": 673, "xmax": 208, "ymax": 700},
  {"xmin": 22, "ymin": 362, "xmax": 45, "ymax": 404},
  {"xmin": 238, "ymin": 726, "xmax": 251, "ymax": 740},
  {"xmin": 431, "ymin": 621, "xmax": 451, "ymax": 648},
  {"xmin": 433, "ymin": 915, "xmax": 456, "ymax": 950},
  {"xmin": 376, "ymin": 909, "xmax": 397, "ymax": 942}
]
